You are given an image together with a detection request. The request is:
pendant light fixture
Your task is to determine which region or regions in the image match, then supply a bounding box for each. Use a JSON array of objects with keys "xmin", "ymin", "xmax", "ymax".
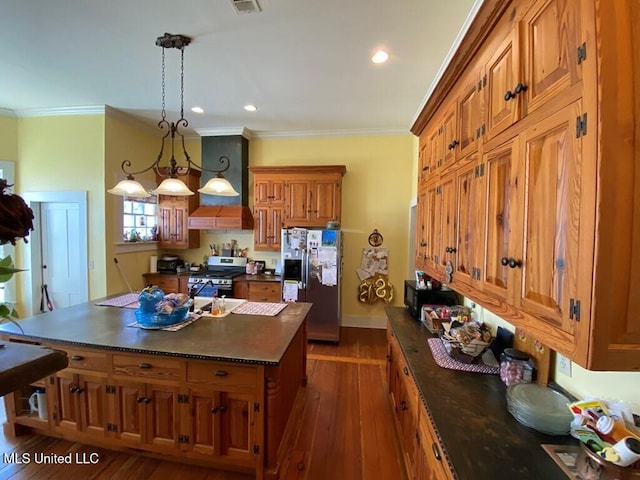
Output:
[{"xmin": 108, "ymin": 33, "xmax": 240, "ymax": 198}]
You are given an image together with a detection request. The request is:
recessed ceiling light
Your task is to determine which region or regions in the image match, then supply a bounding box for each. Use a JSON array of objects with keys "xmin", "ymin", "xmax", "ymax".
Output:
[
  {"xmin": 191, "ymin": 106, "xmax": 204, "ymax": 114},
  {"xmin": 371, "ymin": 50, "xmax": 389, "ymax": 64},
  {"xmin": 244, "ymin": 104, "xmax": 257, "ymax": 112}
]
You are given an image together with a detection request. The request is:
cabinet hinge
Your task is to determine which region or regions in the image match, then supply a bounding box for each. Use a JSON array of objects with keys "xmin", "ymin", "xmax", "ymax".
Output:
[
  {"xmin": 106, "ymin": 423, "xmax": 118, "ymax": 432},
  {"xmin": 577, "ymin": 43, "xmax": 587, "ymax": 64},
  {"xmin": 50, "ymin": 377, "xmax": 55, "ymax": 385},
  {"xmin": 105, "ymin": 385, "xmax": 116, "ymax": 395},
  {"xmin": 178, "ymin": 434, "xmax": 190, "ymax": 444},
  {"xmin": 569, "ymin": 298, "xmax": 581, "ymax": 321},
  {"xmin": 576, "ymin": 113, "xmax": 588, "ymax": 138},
  {"xmin": 479, "ymin": 162, "xmax": 485, "ymax": 177},
  {"xmin": 253, "ymin": 445, "xmax": 260, "ymax": 454},
  {"xmin": 254, "ymin": 402, "xmax": 260, "ymax": 413},
  {"xmin": 177, "ymin": 394, "xmax": 189, "ymax": 404}
]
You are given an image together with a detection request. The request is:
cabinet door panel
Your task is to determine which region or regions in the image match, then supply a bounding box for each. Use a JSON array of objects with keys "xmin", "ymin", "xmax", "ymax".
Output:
[
  {"xmin": 55, "ymin": 372, "xmax": 80, "ymax": 432},
  {"xmin": 442, "ymin": 104, "xmax": 458, "ymax": 169},
  {"xmin": 518, "ymin": 101, "xmax": 586, "ymax": 335},
  {"xmin": 483, "ymin": 138, "xmax": 522, "ymax": 304},
  {"xmin": 268, "ymin": 207, "xmax": 284, "ymax": 250},
  {"xmin": 253, "ymin": 206, "xmax": 269, "ymax": 250},
  {"xmin": 458, "ymin": 75, "xmax": 483, "ymax": 158},
  {"xmin": 146, "ymin": 384, "xmax": 180, "ymax": 449},
  {"xmin": 220, "ymin": 392, "xmax": 254, "ymax": 462},
  {"xmin": 523, "ymin": 0, "xmax": 582, "ymax": 114},
  {"xmin": 114, "ymin": 380, "xmax": 146, "ymax": 446},
  {"xmin": 439, "ymin": 175, "xmax": 457, "ymax": 277},
  {"xmin": 486, "ymin": 24, "xmax": 521, "ymax": 139},
  {"xmin": 415, "ymin": 187, "xmax": 427, "ymax": 270},
  {"xmin": 425, "ymin": 182, "xmax": 440, "ymax": 271},
  {"xmin": 188, "ymin": 388, "xmax": 222, "ymax": 456},
  {"xmin": 312, "ymin": 179, "xmax": 340, "ymax": 224},
  {"xmin": 455, "ymin": 155, "xmax": 483, "ymax": 285},
  {"xmin": 78, "ymin": 373, "xmax": 107, "ymax": 438},
  {"xmin": 286, "ymin": 180, "xmax": 311, "ymax": 224}
]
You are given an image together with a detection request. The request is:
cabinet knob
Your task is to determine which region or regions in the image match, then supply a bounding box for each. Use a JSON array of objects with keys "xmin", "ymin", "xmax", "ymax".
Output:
[
  {"xmin": 138, "ymin": 363, "xmax": 152, "ymax": 369},
  {"xmin": 508, "ymin": 258, "xmax": 522, "ymax": 269},
  {"xmin": 136, "ymin": 396, "xmax": 145, "ymax": 403},
  {"xmin": 401, "ymin": 400, "xmax": 408, "ymax": 411},
  {"xmin": 501, "ymin": 257, "xmax": 509, "ymax": 266},
  {"xmin": 504, "ymin": 90, "xmax": 515, "ymax": 101},
  {"xmin": 211, "ymin": 406, "xmax": 219, "ymax": 414},
  {"xmin": 403, "ymin": 366, "xmax": 409, "ymax": 376},
  {"xmin": 69, "ymin": 386, "xmax": 79, "ymax": 393},
  {"xmin": 144, "ymin": 397, "xmax": 152, "ymax": 404},
  {"xmin": 219, "ymin": 405, "xmax": 227, "ymax": 413},
  {"xmin": 71, "ymin": 355, "xmax": 84, "ymax": 361},
  {"xmin": 514, "ymin": 82, "xmax": 528, "ymax": 94}
]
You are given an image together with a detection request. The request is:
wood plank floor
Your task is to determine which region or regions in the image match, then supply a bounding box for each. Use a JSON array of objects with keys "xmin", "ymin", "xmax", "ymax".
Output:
[{"xmin": 0, "ymin": 327, "xmax": 406, "ymax": 480}]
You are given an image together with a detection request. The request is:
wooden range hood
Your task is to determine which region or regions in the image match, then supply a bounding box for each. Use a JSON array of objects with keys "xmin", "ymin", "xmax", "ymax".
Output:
[
  {"xmin": 188, "ymin": 134, "xmax": 253, "ymax": 230},
  {"xmin": 187, "ymin": 205, "xmax": 254, "ymax": 230}
]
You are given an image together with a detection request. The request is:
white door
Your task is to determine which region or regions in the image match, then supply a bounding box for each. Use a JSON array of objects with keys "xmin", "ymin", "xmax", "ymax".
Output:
[
  {"xmin": 39, "ymin": 202, "xmax": 84, "ymax": 309},
  {"xmin": 0, "ymin": 161, "xmax": 16, "ymax": 305},
  {"xmin": 23, "ymin": 192, "xmax": 88, "ymax": 316}
]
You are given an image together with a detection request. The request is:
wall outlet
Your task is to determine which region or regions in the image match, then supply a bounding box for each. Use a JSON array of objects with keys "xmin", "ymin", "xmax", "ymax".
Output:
[
  {"xmin": 271, "ymin": 258, "xmax": 278, "ymax": 266},
  {"xmin": 557, "ymin": 353, "xmax": 572, "ymax": 377}
]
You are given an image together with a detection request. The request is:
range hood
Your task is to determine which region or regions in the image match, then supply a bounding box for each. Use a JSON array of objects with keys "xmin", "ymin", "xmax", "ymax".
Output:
[{"xmin": 188, "ymin": 134, "xmax": 254, "ymax": 230}]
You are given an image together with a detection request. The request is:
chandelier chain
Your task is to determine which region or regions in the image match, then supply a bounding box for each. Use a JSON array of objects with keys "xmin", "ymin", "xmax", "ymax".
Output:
[
  {"xmin": 161, "ymin": 47, "xmax": 166, "ymax": 121},
  {"xmin": 180, "ymin": 48, "xmax": 185, "ymax": 118}
]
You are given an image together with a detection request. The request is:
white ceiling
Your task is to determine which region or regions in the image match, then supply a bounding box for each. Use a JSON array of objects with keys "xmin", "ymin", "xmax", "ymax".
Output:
[{"xmin": 0, "ymin": 0, "xmax": 480, "ymax": 137}]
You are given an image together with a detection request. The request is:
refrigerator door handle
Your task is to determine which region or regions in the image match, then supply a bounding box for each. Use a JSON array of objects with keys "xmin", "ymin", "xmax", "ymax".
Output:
[{"xmin": 302, "ymin": 249, "xmax": 308, "ymax": 289}]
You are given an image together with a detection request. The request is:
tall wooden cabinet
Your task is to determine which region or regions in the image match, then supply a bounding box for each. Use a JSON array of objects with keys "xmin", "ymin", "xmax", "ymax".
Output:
[
  {"xmin": 412, "ymin": 0, "xmax": 640, "ymax": 371},
  {"xmin": 249, "ymin": 166, "xmax": 346, "ymax": 252},
  {"xmin": 156, "ymin": 169, "xmax": 200, "ymax": 250}
]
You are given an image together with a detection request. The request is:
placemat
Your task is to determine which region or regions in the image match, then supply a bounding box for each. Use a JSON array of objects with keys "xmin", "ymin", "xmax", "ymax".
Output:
[
  {"xmin": 427, "ymin": 338, "xmax": 499, "ymax": 374},
  {"xmin": 232, "ymin": 302, "xmax": 287, "ymax": 316},
  {"xmin": 96, "ymin": 293, "xmax": 139, "ymax": 309},
  {"xmin": 127, "ymin": 314, "xmax": 202, "ymax": 331}
]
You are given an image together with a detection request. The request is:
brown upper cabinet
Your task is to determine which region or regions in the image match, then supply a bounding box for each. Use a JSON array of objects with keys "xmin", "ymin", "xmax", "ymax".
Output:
[
  {"xmin": 249, "ymin": 165, "xmax": 346, "ymax": 251},
  {"xmin": 412, "ymin": 0, "xmax": 640, "ymax": 371},
  {"xmin": 156, "ymin": 168, "xmax": 200, "ymax": 250}
]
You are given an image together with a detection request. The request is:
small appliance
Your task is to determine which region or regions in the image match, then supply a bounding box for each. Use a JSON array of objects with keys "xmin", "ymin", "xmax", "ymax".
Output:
[
  {"xmin": 403, "ymin": 280, "xmax": 458, "ymax": 320},
  {"xmin": 157, "ymin": 256, "xmax": 184, "ymax": 273}
]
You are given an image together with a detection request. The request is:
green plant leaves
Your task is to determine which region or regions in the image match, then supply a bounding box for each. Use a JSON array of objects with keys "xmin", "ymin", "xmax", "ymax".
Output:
[{"xmin": 0, "ymin": 255, "xmax": 26, "ymax": 283}]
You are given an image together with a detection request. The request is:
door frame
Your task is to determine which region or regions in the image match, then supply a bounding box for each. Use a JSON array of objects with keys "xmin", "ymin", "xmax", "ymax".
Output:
[{"xmin": 21, "ymin": 191, "xmax": 88, "ymax": 317}]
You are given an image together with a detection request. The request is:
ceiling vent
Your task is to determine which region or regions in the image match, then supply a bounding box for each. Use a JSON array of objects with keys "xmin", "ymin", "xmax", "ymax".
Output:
[{"xmin": 230, "ymin": 0, "xmax": 261, "ymax": 14}]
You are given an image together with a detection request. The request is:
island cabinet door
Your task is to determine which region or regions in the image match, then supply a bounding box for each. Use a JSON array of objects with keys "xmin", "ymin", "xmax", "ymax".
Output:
[
  {"xmin": 219, "ymin": 391, "xmax": 255, "ymax": 463},
  {"xmin": 53, "ymin": 371, "xmax": 108, "ymax": 439},
  {"xmin": 109, "ymin": 379, "xmax": 147, "ymax": 446},
  {"xmin": 181, "ymin": 387, "xmax": 222, "ymax": 456},
  {"xmin": 144, "ymin": 383, "xmax": 181, "ymax": 451}
]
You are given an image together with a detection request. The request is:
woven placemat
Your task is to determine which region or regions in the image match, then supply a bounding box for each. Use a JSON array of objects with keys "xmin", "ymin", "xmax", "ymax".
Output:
[
  {"xmin": 427, "ymin": 338, "xmax": 499, "ymax": 375},
  {"xmin": 96, "ymin": 293, "xmax": 139, "ymax": 309},
  {"xmin": 232, "ymin": 302, "xmax": 287, "ymax": 316}
]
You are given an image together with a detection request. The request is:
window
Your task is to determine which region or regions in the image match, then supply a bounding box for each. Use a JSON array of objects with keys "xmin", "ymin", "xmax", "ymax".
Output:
[{"xmin": 122, "ymin": 197, "xmax": 157, "ymax": 242}]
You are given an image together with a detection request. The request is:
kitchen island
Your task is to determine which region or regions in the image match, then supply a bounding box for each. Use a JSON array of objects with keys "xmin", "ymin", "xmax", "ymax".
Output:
[{"xmin": 0, "ymin": 296, "xmax": 310, "ymax": 480}]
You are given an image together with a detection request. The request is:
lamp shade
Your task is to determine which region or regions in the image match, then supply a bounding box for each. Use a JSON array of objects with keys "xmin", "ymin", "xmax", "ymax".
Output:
[
  {"xmin": 198, "ymin": 176, "xmax": 239, "ymax": 196},
  {"xmin": 152, "ymin": 178, "xmax": 195, "ymax": 196},
  {"xmin": 107, "ymin": 179, "xmax": 151, "ymax": 198}
]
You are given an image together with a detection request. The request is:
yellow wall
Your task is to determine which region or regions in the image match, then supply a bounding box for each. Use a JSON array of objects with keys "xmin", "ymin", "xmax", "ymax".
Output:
[
  {"xmin": 248, "ymin": 135, "xmax": 415, "ymax": 322},
  {"xmin": 16, "ymin": 115, "xmax": 106, "ymax": 308},
  {"xmin": 104, "ymin": 114, "xmax": 162, "ymax": 294},
  {"xmin": 0, "ymin": 114, "xmax": 18, "ymax": 161}
]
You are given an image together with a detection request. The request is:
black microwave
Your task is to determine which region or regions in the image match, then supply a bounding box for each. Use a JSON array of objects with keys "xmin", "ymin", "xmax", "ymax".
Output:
[{"xmin": 403, "ymin": 280, "xmax": 458, "ymax": 320}]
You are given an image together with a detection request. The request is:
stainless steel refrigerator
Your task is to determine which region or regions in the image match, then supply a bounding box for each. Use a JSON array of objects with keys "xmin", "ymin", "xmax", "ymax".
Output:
[{"xmin": 281, "ymin": 227, "xmax": 342, "ymax": 342}]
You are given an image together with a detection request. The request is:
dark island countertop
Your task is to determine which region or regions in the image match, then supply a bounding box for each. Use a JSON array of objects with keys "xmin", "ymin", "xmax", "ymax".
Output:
[
  {"xmin": 0, "ymin": 297, "xmax": 311, "ymax": 366},
  {"xmin": 386, "ymin": 306, "xmax": 575, "ymax": 480}
]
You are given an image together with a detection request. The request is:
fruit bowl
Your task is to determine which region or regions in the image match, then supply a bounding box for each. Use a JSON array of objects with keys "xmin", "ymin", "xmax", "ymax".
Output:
[{"xmin": 134, "ymin": 303, "xmax": 192, "ymax": 328}]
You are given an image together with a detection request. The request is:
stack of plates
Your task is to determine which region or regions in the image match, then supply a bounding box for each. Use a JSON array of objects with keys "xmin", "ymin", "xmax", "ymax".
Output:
[{"xmin": 506, "ymin": 383, "xmax": 573, "ymax": 435}]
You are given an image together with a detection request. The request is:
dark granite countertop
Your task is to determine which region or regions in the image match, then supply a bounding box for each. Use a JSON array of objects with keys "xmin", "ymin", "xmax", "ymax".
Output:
[
  {"xmin": 385, "ymin": 306, "xmax": 576, "ymax": 480},
  {"xmin": 233, "ymin": 273, "xmax": 281, "ymax": 282},
  {"xmin": 0, "ymin": 297, "xmax": 310, "ymax": 366}
]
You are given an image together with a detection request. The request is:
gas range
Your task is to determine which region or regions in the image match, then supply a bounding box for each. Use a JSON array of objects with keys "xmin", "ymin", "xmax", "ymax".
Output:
[{"xmin": 188, "ymin": 257, "xmax": 247, "ymax": 290}]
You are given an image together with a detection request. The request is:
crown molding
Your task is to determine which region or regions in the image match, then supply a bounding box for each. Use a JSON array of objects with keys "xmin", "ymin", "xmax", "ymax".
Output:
[
  {"xmin": 250, "ymin": 127, "xmax": 410, "ymax": 139},
  {"xmin": 195, "ymin": 127, "xmax": 253, "ymax": 139},
  {"xmin": 104, "ymin": 105, "xmax": 159, "ymax": 136},
  {"xmin": 0, "ymin": 108, "xmax": 16, "ymax": 118},
  {"xmin": 14, "ymin": 105, "xmax": 107, "ymax": 118}
]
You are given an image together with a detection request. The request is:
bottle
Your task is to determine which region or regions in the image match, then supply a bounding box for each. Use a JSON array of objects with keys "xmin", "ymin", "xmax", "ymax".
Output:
[
  {"xmin": 595, "ymin": 415, "xmax": 637, "ymax": 444},
  {"xmin": 219, "ymin": 296, "xmax": 226, "ymax": 314}
]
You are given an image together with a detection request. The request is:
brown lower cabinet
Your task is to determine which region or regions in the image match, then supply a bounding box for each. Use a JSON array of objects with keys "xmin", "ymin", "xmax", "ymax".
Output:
[
  {"xmin": 3, "ymin": 344, "xmax": 271, "ymax": 477},
  {"xmin": 234, "ymin": 279, "xmax": 282, "ymax": 303},
  {"xmin": 142, "ymin": 273, "xmax": 190, "ymax": 295},
  {"xmin": 387, "ymin": 322, "xmax": 454, "ymax": 480}
]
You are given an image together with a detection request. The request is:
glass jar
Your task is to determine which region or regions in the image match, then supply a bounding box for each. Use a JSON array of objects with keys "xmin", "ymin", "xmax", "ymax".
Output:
[{"xmin": 500, "ymin": 348, "xmax": 534, "ymax": 386}]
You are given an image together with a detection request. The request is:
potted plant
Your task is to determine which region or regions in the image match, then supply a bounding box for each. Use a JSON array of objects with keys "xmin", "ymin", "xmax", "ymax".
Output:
[{"xmin": 0, "ymin": 178, "xmax": 35, "ymax": 327}]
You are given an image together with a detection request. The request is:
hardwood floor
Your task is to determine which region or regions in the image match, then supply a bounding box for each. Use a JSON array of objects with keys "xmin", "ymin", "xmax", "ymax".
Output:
[{"xmin": 0, "ymin": 328, "xmax": 406, "ymax": 480}]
